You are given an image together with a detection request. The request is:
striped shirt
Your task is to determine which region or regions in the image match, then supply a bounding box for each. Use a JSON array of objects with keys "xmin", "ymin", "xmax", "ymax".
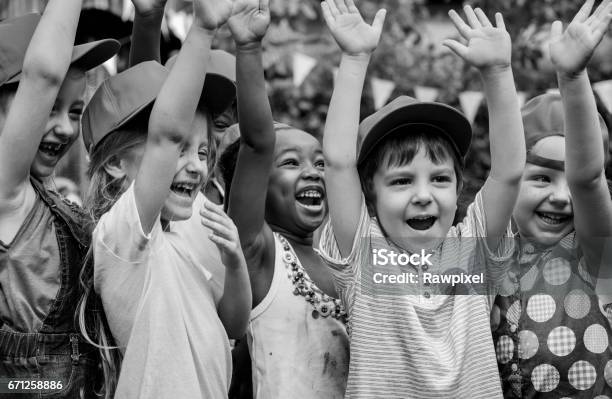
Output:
[{"xmin": 317, "ymin": 191, "xmax": 514, "ymax": 398}]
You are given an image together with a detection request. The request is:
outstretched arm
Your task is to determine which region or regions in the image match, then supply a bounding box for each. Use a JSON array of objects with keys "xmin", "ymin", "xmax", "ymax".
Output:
[
  {"xmin": 444, "ymin": 6, "xmax": 524, "ymax": 248},
  {"xmin": 129, "ymin": 0, "xmax": 168, "ymax": 66},
  {"xmin": 135, "ymin": 0, "xmax": 232, "ymax": 233},
  {"xmin": 550, "ymin": 0, "xmax": 612, "ymax": 270},
  {"xmin": 225, "ymin": 0, "xmax": 275, "ymax": 263},
  {"xmin": 0, "ymin": 0, "xmax": 82, "ymax": 201},
  {"xmin": 321, "ymin": 0, "xmax": 386, "ymax": 257}
]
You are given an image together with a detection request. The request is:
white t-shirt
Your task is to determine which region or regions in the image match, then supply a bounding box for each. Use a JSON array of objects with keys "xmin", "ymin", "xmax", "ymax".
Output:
[
  {"xmin": 93, "ymin": 184, "xmax": 230, "ymax": 399},
  {"xmin": 317, "ymin": 191, "xmax": 514, "ymax": 399}
]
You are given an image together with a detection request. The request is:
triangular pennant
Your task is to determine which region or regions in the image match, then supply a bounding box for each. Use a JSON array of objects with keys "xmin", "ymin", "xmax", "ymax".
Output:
[
  {"xmin": 546, "ymin": 88, "xmax": 560, "ymax": 96},
  {"xmin": 594, "ymin": 80, "xmax": 612, "ymax": 114},
  {"xmin": 371, "ymin": 77, "xmax": 395, "ymax": 110},
  {"xmin": 102, "ymin": 55, "xmax": 118, "ymax": 76},
  {"xmin": 459, "ymin": 91, "xmax": 484, "ymax": 124},
  {"xmin": 166, "ymin": 9, "xmax": 193, "ymax": 42},
  {"xmin": 414, "ymin": 86, "xmax": 439, "ymax": 102},
  {"xmin": 292, "ymin": 52, "xmax": 317, "ymax": 87},
  {"xmin": 517, "ymin": 91, "xmax": 527, "ymax": 109},
  {"xmin": 122, "ymin": 0, "xmax": 135, "ymax": 21}
]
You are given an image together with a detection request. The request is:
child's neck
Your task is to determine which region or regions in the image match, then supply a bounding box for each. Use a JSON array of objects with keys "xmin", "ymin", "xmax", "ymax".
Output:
[{"xmin": 269, "ymin": 224, "xmax": 313, "ymax": 247}]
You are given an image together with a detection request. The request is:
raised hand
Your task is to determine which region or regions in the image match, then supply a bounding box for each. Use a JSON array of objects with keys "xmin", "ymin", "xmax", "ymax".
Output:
[
  {"xmin": 550, "ymin": 0, "xmax": 612, "ymax": 76},
  {"xmin": 228, "ymin": 0, "xmax": 271, "ymax": 48},
  {"xmin": 321, "ymin": 0, "xmax": 386, "ymax": 56},
  {"xmin": 201, "ymin": 199, "xmax": 247, "ymax": 270},
  {"xmin": 131, "ymin": 0, "xmax": 167, "ymax": 15},
  {"xmin": 443, "ymin": 6, "xmax": 511, "ymax": 72},
  {"xmin": 193, "ymin": 0, "xmax": 233, "ymax": 31}
]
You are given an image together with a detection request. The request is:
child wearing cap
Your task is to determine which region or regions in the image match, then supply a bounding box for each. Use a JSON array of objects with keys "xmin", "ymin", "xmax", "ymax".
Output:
[
  {"xmin": 0, "ymin": 2, "xmax": 119, "ymax": 397},
  {"xmin": 218, "ymin": 0, "xmax": 349, "ymax": 397},
  {"xmin": 318, "ymin": 0, "xmax": 524, "ymax": 397},
  {"xmin": 81, "ymin": 0, "xmax": 251, "ymax": 396},
  {"xmin": 492, "ymin": 1, "xmax": 612, "ymax": 397}
]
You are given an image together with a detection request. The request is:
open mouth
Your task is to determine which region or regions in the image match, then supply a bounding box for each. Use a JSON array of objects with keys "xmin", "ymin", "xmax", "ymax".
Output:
[
  {"xmin": 406, "ymin": 216, "xmax": 437, "ymax": 230},
  {"xmin": 170, "ymin": 182, "xmax": 196, "ymax": 198},
  {"xmin": 295, "ymin": 188, "xmax": 324, "ymax": 210},
  {"xmin": 536, "ymin": 211, "xmax": 571, "ymax": 226},
  {"xmin": 38, "ymin": 142, "xmax": 65, "ymax": 158}
]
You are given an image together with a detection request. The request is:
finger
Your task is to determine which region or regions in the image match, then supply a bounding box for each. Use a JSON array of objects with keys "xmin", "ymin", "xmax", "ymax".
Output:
[
  {"xmin": 201, "ymin": 217, "xmax": 234, "ymax": 239},
  {"xmin": 345, "ymin": 0, "xmax": 359, "ymax": 14},
  {"xmin": 550, "ymin": 20, "xmax": 564, "ymax": 41},
  {"xmin": 335, "ymin": 0, "xmax": 349, "ymax": 14},
  {"xmin": 200, "ymin": 202, "xmax": 230, "ymax": 224},
  {"xmin": 589, "ymin": 0, "xmax": 612, "ymax": 26},
  {"xmin": 209, "ymin": 233, "xmax": 236, "ymax": 252},
  {"xmin": 463, "ymin": 5, "xmax": 482, "ymax": 29},
  {"xmin": 474, "ymin": 8, "xmax": 493, "ymax": 28},
  {"xmin": 494, "ymin": 13, "xmax": 506, "ymax": 30},
  {"xmin": 448, "ymin": 9, "xmax": 472, "ymax": 39},
  {"xmin": 371, "ymin": 9, "xmax": 387, "ymax": 35},
  {"xmin": 575, "ymin": 0, "xmax": 596, "ymax": 23},
  {"xmin": 323, "ymin": 0, "xmax": 339, "ymax": 19},
  {"xmin": 593, "ymin": 11, "xmax": 612, "ymax": 42},
  {"xmin": 321, "ymin": 2, "xmax": 336, "ymax": 26},
  {"xmin": 443, "ymin": 39, "xmax": 469, "ymax": 60}
]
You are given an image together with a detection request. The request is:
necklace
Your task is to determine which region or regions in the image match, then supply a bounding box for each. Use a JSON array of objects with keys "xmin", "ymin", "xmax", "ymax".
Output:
[{"xmin": 278, "ymin": 234, "xmax": 347, "ymax": 322}]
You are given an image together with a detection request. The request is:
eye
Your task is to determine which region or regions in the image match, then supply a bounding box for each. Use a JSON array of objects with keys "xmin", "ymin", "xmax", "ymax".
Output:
[
  {"xmin": 314, "ymin": 159, "xmax": 325, "ymax": 169},
  {"xmin": 198, "ymin": 148, "xmax": 209, "ymax": 161},
  {"xmin": 279, "ymin": 158, "xmax": 299, "ymax": 167},
  {"xmin": 214, "ymin": 120, "xmax": 230, "ymax": 130},
  {"xmin": 390, "ymin": 177, "xmax": 411, "ymax": 186},
  {"xmin": 531, "ymin": 175, "xmax": 551, "ymax": 183},
  {"xmin": 432, "ymin": 175, "xmax": 452, "ymax": 183},
  {"xmin": 69, "ymin": 108, "xmax": 83, "ymax": 121}
]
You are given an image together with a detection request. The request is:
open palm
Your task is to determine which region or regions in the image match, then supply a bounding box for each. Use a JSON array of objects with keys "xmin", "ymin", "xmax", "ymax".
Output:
[
  {"xmin": 193, "ymin": 0, "xmax": 233, "ymax": 31},
  {"xmin": 321, "ymin": 0, "xmax": 386, "ymax": 56},
  {"xmin": 228, "ymin": 0, "xmax": 271, "ymax": 46},
  {"xmin": 549, "ymin": 0, "xmax": 612, "ymax": 75},
  {"xmin": 444, "ymin": 6, "xmax": 511, "ymax": 70}
]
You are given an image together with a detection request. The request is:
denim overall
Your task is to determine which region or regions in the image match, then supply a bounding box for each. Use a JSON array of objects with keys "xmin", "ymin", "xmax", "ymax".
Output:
[{"xmin": 0, "ymin": 179, "xmax": 99, "ymax": 398}]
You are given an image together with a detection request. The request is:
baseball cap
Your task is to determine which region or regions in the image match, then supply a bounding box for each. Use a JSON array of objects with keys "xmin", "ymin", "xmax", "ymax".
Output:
[
  {"xmin": 0, "ymin": 13, "xmax": 120, "ymax": 85},
  {"xmin": 357, "ymin": 96, "xmax": 472, "ymax": 165},
  {"xmin": 522, "ymin": 93, "xmax": 609, "ymax": 159},
  {"xmin": 164, "ymin": 49, "xmax": 236, "ymax": 115},
  {"xmin": 82, "ymin": 61, "xmax": 169, "ymax": 153}
]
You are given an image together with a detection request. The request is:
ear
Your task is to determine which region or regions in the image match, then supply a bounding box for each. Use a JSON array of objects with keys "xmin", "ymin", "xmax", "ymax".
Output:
[{"xmin": 102, "ymin": 156, "xmax": 128, "ymax": 179}]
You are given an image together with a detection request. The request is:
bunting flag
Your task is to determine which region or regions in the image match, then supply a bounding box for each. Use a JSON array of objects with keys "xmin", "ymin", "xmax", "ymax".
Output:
[
  {"xmin": 121, "ymin": 0, "xmax": 134, "ymax": 21},
  {"xmin": 517, "ymin": 91, "xmax": 527, "ymax": 109},
  {"xmin": 414, "ymin": 86, "xmax": 439, "ymax": 102},
  {"xmin": 102, "ymin": 55, "xmax": 118, "ymax": 76},
  {"xmin": 594, "ymin": 80, "xmax": 612, "ymax": 114},
  {"xmin": 546, "ymin": 88, "xmax": 560, "ymax": 96},
  {"xmin": 459, "ymin": 91, "xmax": 484, "ymax": 124},
  {"xmin": 371, "ymin": 77, "xmax": 396, "ymax": 110},
  {"xmin": 166, "ymin": 9, "xmax": 193, "ymax": 42},
  {"xmin": 292, "ymin": 52, "xmax": 317, "ymax": 87}
]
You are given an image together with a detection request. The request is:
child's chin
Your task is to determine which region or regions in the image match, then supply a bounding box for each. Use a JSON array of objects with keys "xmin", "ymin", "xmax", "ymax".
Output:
[{"xmin": 161, "ymin": 205, "xmax": 192, "ymax": 223}]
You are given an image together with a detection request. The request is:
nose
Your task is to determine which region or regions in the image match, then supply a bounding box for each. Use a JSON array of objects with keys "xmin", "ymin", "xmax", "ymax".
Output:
[
  {"xmin": 301, "ymin": 163, "xmax": 322, "ymax": 181},
  {"xmin": 411, "ymin": 181, "xmax": 433, "ymax": 206},
  {"xmin": 548, "ymin": 181, "xmax": 572, "ymax": 207},
  {"xmin": 185, "ymin": 149, "xmax": 206, "ymax": 177},
  {"xmin": 51, "ymin": 112, "xmax": 77, "ymax": 142}
]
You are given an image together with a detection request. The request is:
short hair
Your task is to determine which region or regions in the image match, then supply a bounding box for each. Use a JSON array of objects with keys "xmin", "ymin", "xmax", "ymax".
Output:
[{"xmin": 358, "ymin": 129, "xmax": 464, "ymax": 213}]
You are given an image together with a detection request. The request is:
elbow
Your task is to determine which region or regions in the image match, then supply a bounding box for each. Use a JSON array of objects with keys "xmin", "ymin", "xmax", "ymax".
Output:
[
  {"xmin": 21, "ymin": 63, "xmax": 64, "ymax": 88},
  {"xmin": 226, "ymin": 319, "xmax": 249, "ymax": 340},
  {"xmin": 149, "ymin": 113, "xmax": 191, "ymax": 145},
  {"xmin": 567, "ymin": 170, "xmax": 605, "ymax": 190}
]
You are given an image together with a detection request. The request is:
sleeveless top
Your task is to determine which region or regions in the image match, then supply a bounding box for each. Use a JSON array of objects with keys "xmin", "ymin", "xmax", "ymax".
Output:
[
  {"xmin": 247, "ymin": 233, "xmax": 349, "ymax": 399},
  {"xmin": 492, "ymin": 233, "xmax": 612, "ymax": 398}
]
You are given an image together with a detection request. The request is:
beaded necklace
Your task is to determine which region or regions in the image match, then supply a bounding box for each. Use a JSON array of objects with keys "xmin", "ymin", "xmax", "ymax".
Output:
[{"xmin": 278, "ymin": 234, "xmax": 347, "ymax": 322}]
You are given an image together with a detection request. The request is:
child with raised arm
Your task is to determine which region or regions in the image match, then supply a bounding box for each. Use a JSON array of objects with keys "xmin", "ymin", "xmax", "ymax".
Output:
[
  {"xmin": 492, "ymin": 1, "xmax": 612, "ymax": 397},
  {"xmin": 0, "ymin": 3, "xmax": 118, "ymax": 397},
  {"xmin": 318, "ymin": 0, "xmax": 524, "ymax": 397},
  {"xmin": 220, "ymin": 0, "xmax": 349, "ymax": 397},
  {"xmin": 82, "ymin": 0, "xmax": 251, "ymax": 397}
]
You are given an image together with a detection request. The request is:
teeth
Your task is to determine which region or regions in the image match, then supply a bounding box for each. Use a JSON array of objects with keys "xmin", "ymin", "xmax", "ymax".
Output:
[
  {"xmin": 538, "ymin": 212, "xmax": 569, "ymax": 224},
  {"xmin": 297, "ymin": 190, "xmax": 321, "ymax": 198},
  {"xmin": 40, "ymin": 143, "xmax": 63, "ymax": 154}
]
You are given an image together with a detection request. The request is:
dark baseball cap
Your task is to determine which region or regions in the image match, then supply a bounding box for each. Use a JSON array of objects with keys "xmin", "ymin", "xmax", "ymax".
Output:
[
  {"xmin": 0, "ymin": 13, "xmax": 120, "ymax": 85},
  {"xmin": 82, "ymin": 61, "xmax": 169, "ymax": 153},
  {"xmin": 522, "ymin": 93, "xmax": 609, "ymax": 157},
  {"xmin": 357, "ymin": 96, "xmax": 472, "ymax": 165},
  {"xmin": 164, "ymin": 49, "xmax": 236, "ymax": 115}
]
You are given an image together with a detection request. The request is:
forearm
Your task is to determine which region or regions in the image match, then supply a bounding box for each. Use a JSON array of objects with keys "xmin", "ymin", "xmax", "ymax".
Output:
[
  {"xmin": 218, "ymin": 263, "xmax": 252, "ymax": 338},
  {"xmin": 558, "ymin": 70, "xmax": 605, "ymax": 184},
  {"xmin": 236, "ymin": 43, "xmax": 275, "ymax": 152},
  {"xmin": 149, "ymin": 25, "xmax": 214, "ymax": 142},
  {"xmin": 129, "ymin": 8, "xmax": 165, "ymax": 66},
  {"xmin": 323, "ymin": 53, "xmax": 370, "ymax": 168},
  {"xmin": 481, "ymin": 66, "xmax": 525, "ymax": 184}
]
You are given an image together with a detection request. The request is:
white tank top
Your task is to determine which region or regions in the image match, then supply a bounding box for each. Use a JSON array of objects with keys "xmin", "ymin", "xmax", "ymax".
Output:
[{"xmin": 247, "ymin": 233, "xmax": 349, "ymax": 399}]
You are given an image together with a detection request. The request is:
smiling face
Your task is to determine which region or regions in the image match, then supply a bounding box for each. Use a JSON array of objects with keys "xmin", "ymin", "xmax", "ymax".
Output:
[
  {"xmin": 265, "ymin": 128, "xmax": 326, "ymax": 236},
  {"xmin": 513, "ymin": 136, "xmax": 573, "ymax": 245},
  {"xmin": 371, "ymin": 147, "xmax": 458, "ymax": 250},
  {"xmin": 30, "ymin": 67, "xmax": 86, "ymax": 179}
]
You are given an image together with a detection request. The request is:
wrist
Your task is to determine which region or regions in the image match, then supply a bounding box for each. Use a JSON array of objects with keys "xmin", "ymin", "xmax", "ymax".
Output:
[
  {"xmin": 135, "ymin": 6, "xmax": 165, "ymax": 20},
  {"xmin": 190, "ymin": 22, "xmax": 217, "ymax": 37},
  {"xmin": 341, "ymin": 52, "xmax": 371, "ymax": 65},
  {"xmin": 557, "ymin": 69, "xmax": 588, "ymax": 83},
  {"xmin": 236, "ymin": 41, "xmax": 264, "ymax": 53},
  {"xmin": 479, "ymin": 64, "xmax": 512, "ymax": 80}
]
